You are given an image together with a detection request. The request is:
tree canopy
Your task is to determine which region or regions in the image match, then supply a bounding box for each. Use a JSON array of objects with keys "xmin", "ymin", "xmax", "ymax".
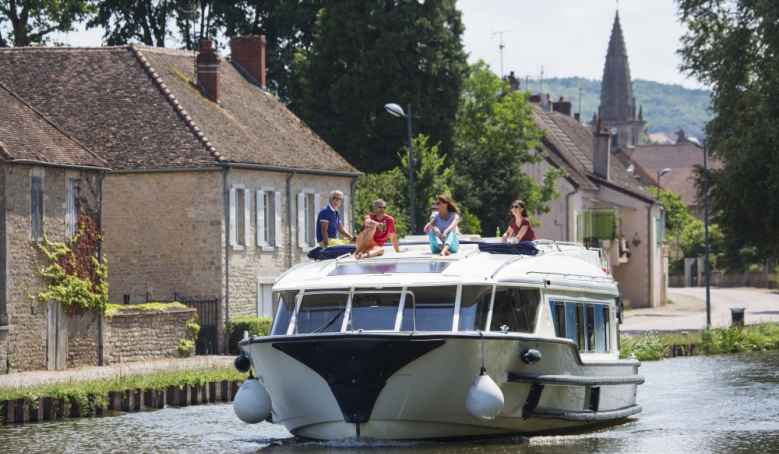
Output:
[
  {"xmin": 0, "ymin": 0, "xmax": 94, "ymax": 46},
  {"xmin": 291, "ymin": 0, "xmax": 468, "ymax": 174},
  {"xmin": 677, "ymin": 0, "xmax": 779, "ymax": 256}
]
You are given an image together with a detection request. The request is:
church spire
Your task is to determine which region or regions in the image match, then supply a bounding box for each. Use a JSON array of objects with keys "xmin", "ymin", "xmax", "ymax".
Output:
[{"xmin": 599, "ymin": 12, "xmax": 635, "ymax": 121}]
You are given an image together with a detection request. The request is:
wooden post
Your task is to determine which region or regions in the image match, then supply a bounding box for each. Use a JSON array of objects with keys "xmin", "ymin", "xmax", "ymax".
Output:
[
  {"xmin": 30, "ymin": 398, "xmax": 44, "ymax": 422},
  {"xmin": 135, "ymin": 389, "xmax": 143, "ymax": 411},
  {"xmin": 210, "ymin": 382, "xmax": 220, "ymax": 402},
  {"xmin": 203, "ymin": 382, "xmax": 211, "ymax": 403},
  {"xmin": 179, "ymin": 384, "xmax": 191, "ymax": 407},
  {"xmin": 43, "ymin": 397, "xmax": 56, "ymax": 420},
  {"xmin": 231, "ymin": 381, "xmax": 239, "ymax": 400},
  {"xmin": 166, "ymin": 386, "xmax": 176, "ymax": 407},
  {"xmin": 191, "ymin": 385, "xmax": 200, "ymax": 405},
  {"xmin": 15, "ymin": 398, "xmax": 30, "ymax": 423},
  {"xmin": 69, "ymin": 398, "xmax": 84, "ymax": 418},
  {"xmin": 108, "ymin": 391, "xmax": 122, "ymax": 411},
  {"xmin": 157, "ymin": 388, "xmax": 166, "ymax": 408},
  {"xmin": 122, "ymin": 389, "xmax": 134, "ymax": 412},
  {"xmin": 2, "ymin": 400, "xmax": 15, "ymax": 424},
  {"xmin": 56, "ymin": 398, "xmax": 69, "ymax": 419},
  {"xmin": 221, "ymin": 381, "xmax": 229, "ymax": 402}
]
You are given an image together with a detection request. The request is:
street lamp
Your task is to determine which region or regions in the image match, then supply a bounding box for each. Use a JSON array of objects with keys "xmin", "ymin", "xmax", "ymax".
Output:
[
  {"xmin": 657, "ymin": 168, "xmax": 671, "ymax": 197},
  {"xmin": 384, "ymin": 103, "xmax": 416, "ymax": 233},
  {"xmin": 687, "ymin": 137, "xmax": 711, "ymax": 327}
]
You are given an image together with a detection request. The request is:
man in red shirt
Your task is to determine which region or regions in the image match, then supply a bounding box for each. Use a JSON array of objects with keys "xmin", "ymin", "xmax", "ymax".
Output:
[{"xmin": 354, "ymin": 199, "xmax": 408, "ymax": 259}]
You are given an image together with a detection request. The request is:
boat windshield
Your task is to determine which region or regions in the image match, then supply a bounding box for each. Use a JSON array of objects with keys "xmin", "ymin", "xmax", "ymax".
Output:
[
  {"xmin": 270, "ymin": 290, "xmax": 300, "ymax": 335},
  {"xmin": 489, "ymin": 287, "xmax": 541, "ymax": 333},
  {"xmin": 458, "ymin": 285, "xmax": 492, "ymax": 331},
  {"xmin": 296, "ymin": 292, "xmax": 350, "ymax": 334},
  {"xmin": 348, "ymin": 289, "xmax": 403, "ymax": 331},
  {"xmin": 401, "ymin": 286, "xmax": 457, "ymax": 332}
]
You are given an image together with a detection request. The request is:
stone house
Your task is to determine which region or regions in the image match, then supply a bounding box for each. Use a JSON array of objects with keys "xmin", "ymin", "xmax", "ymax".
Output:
[
  {"xmin": 0, "ymin": 82, "xmax": 110, "ymax": 371},
  {"xmin": 0, "ymin": 37, "xmax": 360, "ymax": 356},
  {"xmin": 523, "ymin": 101, "xmax": 668, "ymax": 309}
]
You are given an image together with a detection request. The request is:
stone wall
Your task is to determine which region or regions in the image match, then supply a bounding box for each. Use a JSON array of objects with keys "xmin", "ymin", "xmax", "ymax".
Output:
[
  {"xmin": 67, "ymin": 311, "xmax": 100, "ymax": 368},
  {"xmin": 0, "ymin": 163, "xmax": 101, "ymax": 372},
  {"xmin": 104, "ymin": 307, "xmax": 196, "ymax": 365}
]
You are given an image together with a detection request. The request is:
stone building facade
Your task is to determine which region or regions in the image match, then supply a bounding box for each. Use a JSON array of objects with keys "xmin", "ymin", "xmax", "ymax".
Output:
[{"xmin": 0, "ymin": 38, "xmax": 360, "ymax": 360}]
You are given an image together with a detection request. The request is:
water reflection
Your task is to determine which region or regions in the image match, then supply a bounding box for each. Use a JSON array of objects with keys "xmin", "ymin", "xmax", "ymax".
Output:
[{"xmin": 3, "ymin": 352, "xmax": 779, "ymax": 453}]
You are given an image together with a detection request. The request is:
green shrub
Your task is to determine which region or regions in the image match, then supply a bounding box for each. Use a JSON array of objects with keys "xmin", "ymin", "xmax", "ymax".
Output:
[
  {"xmin": 619, "ymin": 331, "xmax": 666, "ymax": 361},
  {"xmin": 226, "ymin": 317, "xmax": 272, "ymax": 354}
]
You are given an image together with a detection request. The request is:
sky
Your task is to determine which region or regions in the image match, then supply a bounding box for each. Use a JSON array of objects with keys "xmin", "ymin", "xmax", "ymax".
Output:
[{"xmin": 54, "ymin": 0, "xmax": 700, "ymax": 89}]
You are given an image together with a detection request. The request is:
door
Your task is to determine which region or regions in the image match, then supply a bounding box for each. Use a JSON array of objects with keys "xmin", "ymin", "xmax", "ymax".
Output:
[{"xmin": 46, "ymin": 301, "xmax": 67, "ymax": 371}]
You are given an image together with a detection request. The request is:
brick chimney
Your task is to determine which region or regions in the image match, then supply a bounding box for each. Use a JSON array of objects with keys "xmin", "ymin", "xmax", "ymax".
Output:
[
  {"xmin": 552, "ymin": 96, "xmax": 572, "ymax": 116},
  {"xmin": 229, "ymin": 35, "xmax": 266, "ymax": 89},
  {"xmin": 592, "ymin": 119, "xmax": 611, "ymax": 180},
  {"xmin": 196, "ymin": 39, "xmax": 220, "ymax": 102}
]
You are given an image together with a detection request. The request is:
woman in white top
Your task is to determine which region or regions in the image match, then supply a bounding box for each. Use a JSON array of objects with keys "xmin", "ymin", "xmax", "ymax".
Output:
[{"xmin": 428, "ymin": 194, "xmax": 460, "ymax": 256}]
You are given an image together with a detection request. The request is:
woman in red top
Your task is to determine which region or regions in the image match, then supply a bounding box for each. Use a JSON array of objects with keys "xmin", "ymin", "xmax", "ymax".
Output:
[{"xmin": 501, "ymin": 200, "xmax": 536, "ymax": 242}]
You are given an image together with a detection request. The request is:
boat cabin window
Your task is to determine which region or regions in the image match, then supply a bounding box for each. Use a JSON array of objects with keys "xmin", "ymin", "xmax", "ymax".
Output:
[
  {"xmin": 458, "ymin": 286, "xmax": 492, "ymax": 331},
  {"xmin": 489, "ymin": 287, "xmax": 541, "ymax": 333},
  {"xmin": 270, "ymin": 290, "xmax": 299, "ymax": 335},
  {"xmin": 348, "ymin": 289, "xmax": 403, "ymax": 331},
  {"xmin": 296, "ymin": 292, "xmax": 349, "ymax": 334},
  {"xmin": 401, "ymin": 286, "xmax": 457, "ymax": 332},
  {"xmin": 550, "ymin": 300, "xmax": 612, "ymax": 353}
]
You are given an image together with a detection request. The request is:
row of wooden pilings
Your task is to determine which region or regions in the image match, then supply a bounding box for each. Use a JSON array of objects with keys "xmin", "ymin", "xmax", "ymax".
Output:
[{"xmin": 1, "ymin": 379, "xmax": 242, "ymax": 425}]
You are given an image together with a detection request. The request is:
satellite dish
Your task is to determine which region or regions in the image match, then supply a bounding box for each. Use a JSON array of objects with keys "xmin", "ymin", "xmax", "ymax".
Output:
[{"xmin": 610, "ymin": 127, "xmax": 618, "ymax": 136}]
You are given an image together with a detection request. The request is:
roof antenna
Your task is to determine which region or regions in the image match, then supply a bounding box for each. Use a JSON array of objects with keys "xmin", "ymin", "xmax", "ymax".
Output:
[
  {"xmin": 182, "ymin": 0, "xmax": 198, "ymax": 78},
  {"xmin": 492, "ymin": 30, "xmax": 511, "ymax": 79}
]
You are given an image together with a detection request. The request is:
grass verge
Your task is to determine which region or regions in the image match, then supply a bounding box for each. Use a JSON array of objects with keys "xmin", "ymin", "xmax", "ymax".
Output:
[
  {"xmin": 620, "ymin": 322, "xmax": 779, "ymax": 361},
  {"xmin": 0, "ymin": 366, "xmax": 247, "ymax": 416}
]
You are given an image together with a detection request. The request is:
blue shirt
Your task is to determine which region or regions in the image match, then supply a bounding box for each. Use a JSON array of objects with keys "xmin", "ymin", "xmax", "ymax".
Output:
[{"xmin": 316, "ymin": 204, "xmax": 341, "ymax": 243}]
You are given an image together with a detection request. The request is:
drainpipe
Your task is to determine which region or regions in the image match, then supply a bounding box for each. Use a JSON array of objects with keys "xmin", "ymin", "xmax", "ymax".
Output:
[
  {"xmin": 98, "ymin": 170, "xmax": 107, "ymax": 366},
  {"xmin": 565, "ymin": 187, "xmax": 578, "ymax": 242},
  {"xmin": 223, "ymin": 165, "xmax": 231, "ymax": 351},
  {"xmin": 286, "ymin": 171, "xmax": 296, "ymax": 268},
  {"xmin": 647, "ymin": 202, "xmax": 654, "ymax": 307}
]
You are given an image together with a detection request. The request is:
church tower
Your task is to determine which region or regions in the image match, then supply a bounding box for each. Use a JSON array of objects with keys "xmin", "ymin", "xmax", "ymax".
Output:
[{"xmin": 597, "ymin": 12, "xmax": 645, "ymax": 149}]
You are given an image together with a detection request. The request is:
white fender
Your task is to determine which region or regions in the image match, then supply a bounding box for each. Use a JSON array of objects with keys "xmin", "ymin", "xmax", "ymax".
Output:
[
  {"xmin": 465, "ymin": 371, "xmax": 504, "ymax": 421},
  {"xmin": 233, "ymin": 378, "xmax": 272, "ymax": 424}
]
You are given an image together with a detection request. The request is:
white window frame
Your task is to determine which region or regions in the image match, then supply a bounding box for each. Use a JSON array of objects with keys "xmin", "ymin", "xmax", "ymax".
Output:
[
  {"xmin": 229, "ymin": 183, "xmax": 250, "ymax": 251},
  {"xmin": 256, "ymin": 186, "xmax": 281, "ymax": 252},
  {"xmin": 297, "ymin": 188, "xmax": 319, "ymax": 251},
  {"xmin": 30, "ymin": 167, "xmax": 45, "ymax": 241}
]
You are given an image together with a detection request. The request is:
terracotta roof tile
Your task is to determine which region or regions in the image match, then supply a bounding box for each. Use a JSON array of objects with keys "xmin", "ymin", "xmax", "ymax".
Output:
[{"xmin": 0, "ymin": 83, "xmax": 108, "ymax": 168}]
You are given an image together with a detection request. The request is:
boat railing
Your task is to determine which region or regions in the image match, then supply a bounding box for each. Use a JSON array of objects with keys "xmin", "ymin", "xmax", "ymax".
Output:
[
  {"xmin": 490, "ymin": 256, "xmax": 525, "ymax": 279},
  {"xmin": 295, "ymin": 289, "xmax": 419, "ymax": 333},
  {"xmin": 526, "ymin": 271, "xmax": 614, "ymax": 284}
]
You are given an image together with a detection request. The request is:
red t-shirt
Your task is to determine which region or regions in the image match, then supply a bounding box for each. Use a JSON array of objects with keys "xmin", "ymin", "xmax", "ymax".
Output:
[
  {"xmin": 364, "ymin": 214, "xmax": 395, "ymax": 246},
  {"xmin": 509, "ymin": 217, "xmax": 536, "ymax": 242}
]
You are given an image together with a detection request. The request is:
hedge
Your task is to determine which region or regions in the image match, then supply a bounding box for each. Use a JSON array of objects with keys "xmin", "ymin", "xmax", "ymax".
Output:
[{"xmin": 226, "ymin": 317, "xmax": 272, "ymax": 354}]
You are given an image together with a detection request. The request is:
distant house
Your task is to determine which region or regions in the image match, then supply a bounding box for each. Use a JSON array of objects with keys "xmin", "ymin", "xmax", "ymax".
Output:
[
  {"xmin": 0, "ymin": 82, "xmax": 110, "ymax": 371},
  {"xmin": 0, "ymin": 37, "xmax": 361, "ymax": 357}
]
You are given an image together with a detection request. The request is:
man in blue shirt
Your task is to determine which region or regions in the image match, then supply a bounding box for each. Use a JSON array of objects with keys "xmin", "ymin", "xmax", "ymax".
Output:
[{"xmin": 316, "ymin": 190, "xmax": 354, "ymax": 248}]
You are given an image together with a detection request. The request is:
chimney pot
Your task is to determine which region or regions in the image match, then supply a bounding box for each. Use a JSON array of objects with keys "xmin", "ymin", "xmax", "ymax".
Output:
[
  {"xmin": 196, "ymin": 39, "xmax": 221, "ymax": 102},
  {"xmin": 229, "ymin": 35, "xmax": 267, "ymax": 89},
  {"xmin": 592, "ymin": 126, "xmax": 611, "ymax": 180}
]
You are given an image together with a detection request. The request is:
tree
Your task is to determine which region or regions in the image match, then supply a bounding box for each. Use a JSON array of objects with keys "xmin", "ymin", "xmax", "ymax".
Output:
[
  {"xmin": 88, "ymin": 0, "xmax": 174, "ymax": 46},
  {"xmin": 292, "ymin": 0, "xmax": 468, "ymax": 174},
  {"xmin": 677, "ymin": 0, "xmax": 779, "ymax": 256},
  {"xmin": 0, "ymin": 0, "xmax": 94, "ymax": 46},
  {"xmin": 452, "ymin": 61, "xmax": 566, "ymax": 236}
]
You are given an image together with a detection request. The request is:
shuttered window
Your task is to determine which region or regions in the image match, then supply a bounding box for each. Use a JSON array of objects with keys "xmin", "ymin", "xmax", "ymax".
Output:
[
  {"xmin": 257, "ymin": 188, "xmax": 282, "ymax": 250},
  {"xmin": 297, "ymin": 190, "xmax": 319, "ymax": 249},
  {"xmin": 31, "ymin": 176, "xmax": 44, "ymax": 238},
  {"xmin": 66, "ymin": 179, "xmax": 78, "ymax": 238},
  {"xmin": 229, "ymin": 184, "xmax": 249, "ymax": 250}
]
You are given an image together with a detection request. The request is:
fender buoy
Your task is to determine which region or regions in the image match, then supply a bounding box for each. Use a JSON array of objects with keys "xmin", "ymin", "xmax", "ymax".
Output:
[
  {"xmin": 233, "ymin": 378, "xmax": 272, "ymax": 424},
  {"xmin": 465, "ymin": 368, "xmax": 504, "ymax": 421}
]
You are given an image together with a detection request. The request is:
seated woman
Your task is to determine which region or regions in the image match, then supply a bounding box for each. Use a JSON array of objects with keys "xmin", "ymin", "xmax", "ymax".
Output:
[
  {"xmin": 428, "ymin": 194, "xmax": 461, "ymax": 256},
  {"xmin": 501, "ymin": 200, "xmax": 536, "ymax": 243}
]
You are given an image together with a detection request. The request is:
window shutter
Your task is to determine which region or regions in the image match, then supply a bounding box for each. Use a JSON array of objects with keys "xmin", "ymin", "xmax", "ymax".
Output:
[
  {"xmin": 342, "ymin": 196, "xmax": 349, "ymax": 232},
  {"xmin": 244, "ymin": 189, "xmax": 251, "ymax": 247},
  {"xmin": 297, "ymin": 193, "xmax": 305, "ymax": 247},
  {"xmin": 256, "ymin": 190, "xmax": 265, "ymax": 245},
  {"xmin": 229, "ymin": 188, "xmax": 236, "ymax": 245},
  {"xmin": 31, "ymin": 176, "xmax": 44, "ymax": 237},
  {"xmin": 274, "ymin": 190, "xmax": 282, "ymax": 247},
  {"xmin": 66, "ymin": 179, "xmax": 77, "ymax": 238}
]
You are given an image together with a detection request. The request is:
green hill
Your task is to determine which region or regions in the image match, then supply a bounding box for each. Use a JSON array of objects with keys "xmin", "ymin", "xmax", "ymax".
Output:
[{"xmin": 526, "ymin": 77, "xmax": 711, "ymax": 138}]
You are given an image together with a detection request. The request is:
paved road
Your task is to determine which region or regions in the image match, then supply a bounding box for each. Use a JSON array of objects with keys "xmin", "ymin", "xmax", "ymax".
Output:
[
  {"xmin": 0, "ymin": 355, "xmax": 233, "ymax": 390},
  {"xmin": 622, "ymin": 287, "xmax": 779, "ymax": 333}
]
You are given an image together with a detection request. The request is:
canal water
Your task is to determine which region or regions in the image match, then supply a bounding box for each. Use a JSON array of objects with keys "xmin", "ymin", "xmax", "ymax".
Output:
[{"xmin": 3, "ymin": 352, "xmax": 779, "ymax": 453}]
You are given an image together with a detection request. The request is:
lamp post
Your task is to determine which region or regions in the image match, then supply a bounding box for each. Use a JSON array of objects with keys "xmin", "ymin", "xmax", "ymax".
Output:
[
  {"xmin": 687, "ymin": 137, "xmax": 710, "ymax": 326},
  {"xmin": 384, "ymin": 103, "xmax": 416, "ymax": 233},
  {"xmin": 657, "ymin": 168, "xmax": 671, "ymax": 197}
]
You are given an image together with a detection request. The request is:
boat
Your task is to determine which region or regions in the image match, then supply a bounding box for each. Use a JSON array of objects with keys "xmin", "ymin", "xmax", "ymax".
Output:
[{"xmin": 234, "ymin": 237, "xmax": 643, "ymax": 440}]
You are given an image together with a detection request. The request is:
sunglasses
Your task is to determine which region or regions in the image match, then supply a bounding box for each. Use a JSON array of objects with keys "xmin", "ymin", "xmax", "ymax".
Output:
[
  {"xmin": 511, "ymin": 204, "xmax": 523, "ymax": 209},
  {"xmin": 376, "ymin": 205, "xmax": 386, "ymax": 209}
]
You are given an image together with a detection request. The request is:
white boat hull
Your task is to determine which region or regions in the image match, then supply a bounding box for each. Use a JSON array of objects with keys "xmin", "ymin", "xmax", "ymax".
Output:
[{"xmin": 241, "ymin": 333, "xmax": 641, "ymax": 440}]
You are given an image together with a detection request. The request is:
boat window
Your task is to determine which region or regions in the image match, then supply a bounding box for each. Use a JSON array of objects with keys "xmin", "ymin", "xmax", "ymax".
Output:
[
  {"xmin": 270, "ymin": 290, "xmax": 299, "ymax": 335},
  {"xmin": 575, "ymin": 303, "xmax": 586, "ymax": 351},
  {"xmin": 458, "ymin": 286, "xmax": 493, "ymax": 331},
  {"xmin": 490, "ymin": 287, "xmax": 541, "ymax": 333},
  {"xmin": 586, "ymin": 304, "xmax": 596, "ymax": 353},
  {"xmin": 602, "ymin": 305, "xmax": 611, "ymax": 353},
  {"xmin": 550, "ymin": 301, "xmax": 566, "ymax": 338},
  {"xmin": 296, "ymin": 292, "xmax": 349, "ymax": 334},
  {"xmin": 349, "ymin": 289, "xmax": 403, "ymax": 331},
  {"xmin": 401, "ymin": 286, "xmax": 457, "ymax": 332}
]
